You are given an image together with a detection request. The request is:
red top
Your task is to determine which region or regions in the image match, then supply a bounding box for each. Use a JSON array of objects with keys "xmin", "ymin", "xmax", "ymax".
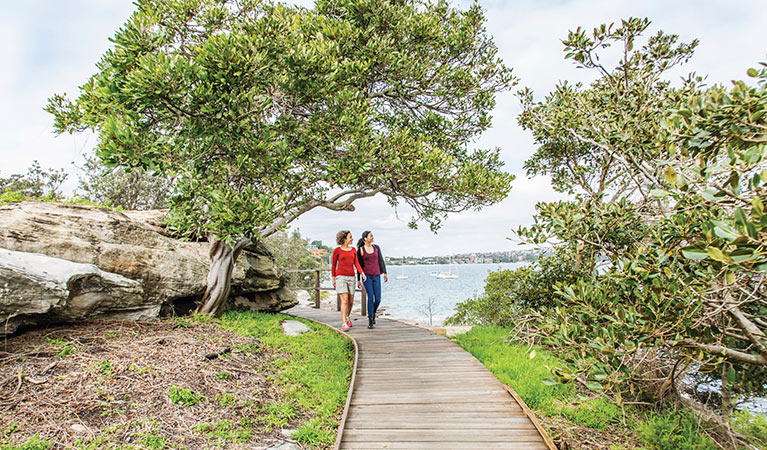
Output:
[{"xmin": 331, "ymin": 247, "xmax": 363, "ymax": 277}]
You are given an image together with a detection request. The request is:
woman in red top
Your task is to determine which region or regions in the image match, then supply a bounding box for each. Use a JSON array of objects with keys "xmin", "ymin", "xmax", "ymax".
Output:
[{"xmin": 332, "ymin": 230, "xmax": 366, "ymax": 331}]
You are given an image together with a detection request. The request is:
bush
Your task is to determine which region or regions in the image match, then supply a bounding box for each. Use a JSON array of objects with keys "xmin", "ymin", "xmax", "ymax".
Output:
[{"xmin": 446, "ymin": 247, "xmax": 587, "ymax": 326}]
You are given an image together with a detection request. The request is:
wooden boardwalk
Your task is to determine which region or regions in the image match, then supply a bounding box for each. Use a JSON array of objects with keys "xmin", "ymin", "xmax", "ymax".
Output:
[{"xmin": 287, "ymin": 306, "xmax": 555, "ymax": 450}]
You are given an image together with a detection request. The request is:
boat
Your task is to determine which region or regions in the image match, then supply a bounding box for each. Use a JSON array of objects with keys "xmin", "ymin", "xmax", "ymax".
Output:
[
  {"xmin": 436, "ymin": 257, "xmax": 459, "ymax": 279},
  {"xmin": 395, "ymin": 265, "xmax": 408, "ymax": 280},
  {"xmin": 428, "ymin": 271, "xmax": 438, "ymax": 277}
]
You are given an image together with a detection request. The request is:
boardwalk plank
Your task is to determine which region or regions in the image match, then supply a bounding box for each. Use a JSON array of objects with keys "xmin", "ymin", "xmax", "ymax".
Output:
[{"xmin": 288, "ymin": 306, "xmax": 554, "ymax": 450}]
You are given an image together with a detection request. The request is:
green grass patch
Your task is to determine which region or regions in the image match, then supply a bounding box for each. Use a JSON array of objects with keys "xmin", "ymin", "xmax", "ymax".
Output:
[
  {"xmin": 215, "ymin": 392, "xmax": 237, "ymax": 407},
  {"xmin": 215, "ymin": 311, "xmax": 353, "ymax": 448},
  {"xmin": 44, "ymin": 337, "xmax": 75, "ymax": 357},
  {"xmin": 733, "ymin": 408, "xmax": 767, "ymax": 445},
  {"xmin": 0, "ymin": 435, "xmax": 50, "ymax": 450},
  {"xmin": 560, "ymin": 397, "xmax": 622, "ymax": 430},
  {"xmin": 168, "ymin": 386, "xmax": 204, "ymax": 406},
  {"xmin": 639, "ymin": 409, "xmax": 717, "ymax": 450},
  {"xmin": 192, "ymin": 418, "xmax": 255, "ymax": 444},
  {"xmin": 262, "ymin": 400, "xmax": 299, "ymax": 431},
  {"xmin": 452, "ymin": 325, "xmax": 572, "ymax": 411}
]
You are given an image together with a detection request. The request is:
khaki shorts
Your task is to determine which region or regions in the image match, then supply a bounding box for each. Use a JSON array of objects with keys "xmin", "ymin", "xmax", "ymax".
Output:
[{"xmin": 335, "ymin": 276, "xmax": 356, "ymax": 296}]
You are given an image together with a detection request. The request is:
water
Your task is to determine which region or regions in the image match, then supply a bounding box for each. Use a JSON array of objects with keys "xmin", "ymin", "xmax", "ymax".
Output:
[{"xmin": 370, "ymin": 262, "xmax": 528, "ymax": 325}]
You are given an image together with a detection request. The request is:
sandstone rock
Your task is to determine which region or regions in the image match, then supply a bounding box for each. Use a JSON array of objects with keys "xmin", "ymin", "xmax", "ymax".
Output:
[
  {"xmin": 280, "ymin": 320, "xmax": 313, "ymax": 336},
  {"xmin": 0, "ymin": 202, "xmax": 297, "ymax": 333},
  {"xmin": 0, "ymin": 248, "xmax": 147, "ymax": 334}
]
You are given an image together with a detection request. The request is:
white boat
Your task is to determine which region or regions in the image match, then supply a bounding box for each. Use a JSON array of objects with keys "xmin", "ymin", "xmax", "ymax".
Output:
[
  {"xmin": 395, "ymin": 265, "xmax": 408, "ymax": 280},
  {"xmin": 428, "ymin": 271, "xmax": 438, "ymax": 277},
  {"xmin": 436, "ymin": 257, "xmax": 459, "ymax": 279}
]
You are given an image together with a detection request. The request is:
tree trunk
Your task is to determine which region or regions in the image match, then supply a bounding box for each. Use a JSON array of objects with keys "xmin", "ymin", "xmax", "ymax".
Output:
[{"xmin": 197, "ymin": 237, "xmax": 250, "ymax": 316}]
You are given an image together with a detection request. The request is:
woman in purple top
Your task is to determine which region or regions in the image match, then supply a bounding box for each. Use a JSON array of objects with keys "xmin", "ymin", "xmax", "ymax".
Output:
[{"xmin": 356, "ymin": 231, "xmax": 387, "ymax": 329}]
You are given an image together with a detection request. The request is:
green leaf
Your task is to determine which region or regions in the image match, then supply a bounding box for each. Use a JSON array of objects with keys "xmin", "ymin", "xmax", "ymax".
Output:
[
  {"xmin": 706, "ymin": 247, "xmax": 729, "ymax": 263},
  {"xmin": 734, "ymin": 207, "xmax": 748, "ymax": 228},
  {"xmin": 747, "ymin": 68, "xmax": 759, "ymax": 77},
  {"xmin": 712, "ymin": 222, "xmax": 740, "ymax": 242},
  {"xmin": 585, "ymin": 381, "xmax": 603, "ymax": 391},
  {"xmin": 752, "ymin": 197, "xmax": 764, "ymax": 215},
  {"xmin": 663, "ymin": 166, "xmax": 677, "ymax": 186},
  {"xmin": 681, "ymin": 248, "xmax": 708, "ymax": 260},
  {"xmin": 730, "ymin": 248, "xmax": 755, "ymax": 263},
  {"xmin": 650, "ymin": 189, "xmax": 669, "ymax": 198}
]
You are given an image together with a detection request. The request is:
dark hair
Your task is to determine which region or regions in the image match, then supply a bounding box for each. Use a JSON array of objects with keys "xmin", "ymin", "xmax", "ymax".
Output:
[
  {"xmin": 336, "ymin": 230, "xmax": 351, "ymax": 245},
  {"xmin": 356, "ymin": 230, "xmax": 371, "ymax": 248}
]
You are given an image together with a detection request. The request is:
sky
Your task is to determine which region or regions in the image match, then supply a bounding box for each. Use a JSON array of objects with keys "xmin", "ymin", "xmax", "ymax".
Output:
[{"xmin": 1, "ymin": 1, "xmax": 765, "ymax": 257}]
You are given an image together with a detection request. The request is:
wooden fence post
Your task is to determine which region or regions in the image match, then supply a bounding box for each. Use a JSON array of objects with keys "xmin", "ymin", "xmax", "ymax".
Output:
[
  {"xmin": 313, "ymin": 270, "xmax": 320, "ymax": 309},
  {"xmin": 360, "ymin": 285, "xmax": 367, "ymax": 317}
]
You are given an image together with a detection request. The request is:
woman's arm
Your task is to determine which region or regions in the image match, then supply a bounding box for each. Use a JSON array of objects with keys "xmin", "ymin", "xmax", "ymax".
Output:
[
  {"xmin": 353, "ymin": 251, "xmax": 366, "ymax": 281},
  {"xmin": 376, "ymin": 245, "xmax": 387, "ymax": 274},
  {"xmin": 356, "ymin": 247, "xmax": 365, "ymax": 281},
  {"xmin": 331, "ymin": 248, "xmax": 339, "ymax": 278}
]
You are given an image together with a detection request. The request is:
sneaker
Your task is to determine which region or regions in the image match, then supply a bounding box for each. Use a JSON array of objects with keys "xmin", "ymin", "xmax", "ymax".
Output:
[
  {"xmin": 368, "ymin": 317, "xmax": 374, "ymax": 329},
  {"xmin": 346, "ymin": 318, "xmax": 353, "ymax": 328},
  {"xmin": 341, "ymin": 322, "xmax": 350, "ymax": 332}
]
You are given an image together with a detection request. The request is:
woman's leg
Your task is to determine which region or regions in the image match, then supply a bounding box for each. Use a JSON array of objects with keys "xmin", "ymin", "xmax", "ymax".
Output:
[
  {"xmin": 362, "ymin": 276, "xmax": 375, "ymax": 319},
  {"xmin": 372, "ymin": 275, "xmax": 382, "ymax": 317},
  {"xmin": 347, "ymin": 294, "xmax": 354, "ymax": 322},
  {"xmin": 339, "ymin": 293, "xmax": 349, "ymax": 323}
]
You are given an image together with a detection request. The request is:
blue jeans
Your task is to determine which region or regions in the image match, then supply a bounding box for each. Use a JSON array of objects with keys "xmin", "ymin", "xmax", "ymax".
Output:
[{"xmin": 363, "ymin": 275, "xmax": 382, "ymax": 319}]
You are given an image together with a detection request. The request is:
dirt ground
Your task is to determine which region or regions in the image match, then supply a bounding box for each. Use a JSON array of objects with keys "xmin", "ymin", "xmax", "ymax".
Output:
[{"xmin": 1, "ymin": 318, "xmax": 303, "ymax": 449}]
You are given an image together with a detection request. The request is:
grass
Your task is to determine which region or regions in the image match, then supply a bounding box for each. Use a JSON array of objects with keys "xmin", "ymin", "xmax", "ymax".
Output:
[
  {"xmin": 639, "ymin": 410, "xmax": 717, "ymax": 450},
  {"xmin": 452, "ymin": 325, "xmax": 723, "ymax": 449},
  {"xmin": 215, "ymin": 311, "xmax": 353, "ymax": 448},
  {"xmin": 168, "ymin": 386, "xmax": 205, "ymax": 407},
  {"xmin": 452, "ymin": 325, "xmax": 571, "ymax": 411},
  {"xmin": 733, "ymin": 409, "xmax": 767, "ymax": 445}
]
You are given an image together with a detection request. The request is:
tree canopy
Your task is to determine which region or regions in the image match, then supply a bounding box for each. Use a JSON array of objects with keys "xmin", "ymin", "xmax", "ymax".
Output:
[
  {"xmin": 47, "ymin": 0, "xmax": 515, "ymax": 243},
  {"xmin": 47, "ymin": 0, "xmax": 516, "ymax": 314}
]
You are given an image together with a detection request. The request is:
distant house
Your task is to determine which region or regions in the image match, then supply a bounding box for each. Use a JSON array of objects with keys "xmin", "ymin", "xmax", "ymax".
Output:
[{"xmin": 309, "ymin": 248, "xmax": 328, "ymax": 257}]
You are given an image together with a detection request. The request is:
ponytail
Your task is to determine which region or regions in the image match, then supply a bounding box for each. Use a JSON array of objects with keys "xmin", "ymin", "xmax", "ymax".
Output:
[{"xmin": 357, "ymin": 230, "xmax": 371, "ymax": 248}]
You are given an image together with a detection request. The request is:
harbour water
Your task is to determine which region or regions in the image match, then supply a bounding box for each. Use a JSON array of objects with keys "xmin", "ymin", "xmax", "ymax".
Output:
[{"xmin": 371, "ymin": 262, "xmax": 528, "ymax": 325}]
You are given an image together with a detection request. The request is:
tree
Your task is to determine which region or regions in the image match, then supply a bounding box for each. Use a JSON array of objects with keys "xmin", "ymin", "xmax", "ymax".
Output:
[
  {"xmin": 78, "ymin": 152, "xmax": 175, "ymax": 210},
  {"xmin": 47, "ymin": 0, "xmax": 515, "ymax": 315},
  {"xmin": 505, "ymin": 17, "xmax": 766, "ymax": 428},
  {"xmin": 0, "ymin": 160, "xmax": 68, "ymax": 201},
  {"xmin": 263, "ymin": 229, "xmax": 325, "ymax": 286}
]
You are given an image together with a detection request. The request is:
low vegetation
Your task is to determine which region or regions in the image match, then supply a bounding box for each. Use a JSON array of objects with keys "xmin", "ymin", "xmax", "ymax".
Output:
[
  {"xmin": 0, "ymin": 312, "xmax": 352, "ymax": 449},
  {"xmin": 454, "ymin": 326, "xmax": 765, "ymax": 449}
]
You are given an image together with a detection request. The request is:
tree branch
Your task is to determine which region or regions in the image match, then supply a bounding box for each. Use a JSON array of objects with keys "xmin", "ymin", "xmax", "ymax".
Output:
[{"xmin": 680, "ymin": 340, "xmax": 767, "ymax": 366}]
